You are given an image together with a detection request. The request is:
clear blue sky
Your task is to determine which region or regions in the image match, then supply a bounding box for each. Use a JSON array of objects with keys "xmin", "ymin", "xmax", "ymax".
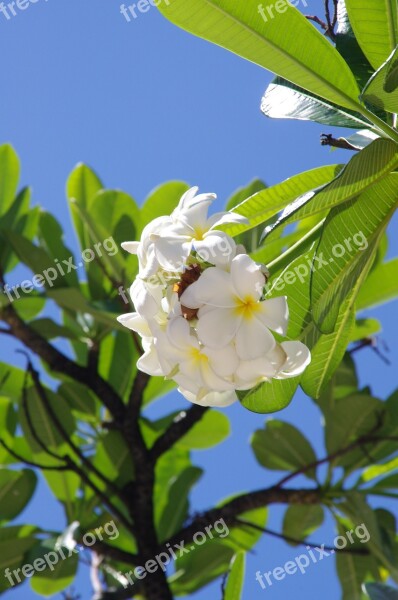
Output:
[{"xmin": 1, "ymin": 1, "xmax": 397, "ymax": 599}]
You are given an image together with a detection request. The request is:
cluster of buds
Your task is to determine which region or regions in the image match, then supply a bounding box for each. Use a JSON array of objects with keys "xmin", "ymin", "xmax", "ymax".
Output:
[{"xmin": 118, "ymin": 187, "xmax": 310, "ymax": 407}]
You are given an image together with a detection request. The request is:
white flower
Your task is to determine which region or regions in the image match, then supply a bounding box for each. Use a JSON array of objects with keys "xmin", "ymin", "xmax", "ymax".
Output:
[
  {"xmin": 164, "ymin": 317, "xmax": 237, "ymax": 396},
  {"xmin": 122, "ymin": 216, "xmax": 173, "ymax": 278},
  {"xmin": 234, "ymin": 341, "xmax": 311, "ymax": 390},
  {"xmin": 179, "ymin": 388, "xmax": 238, "ymax": 408},
  {"xmin": 152, "ymin": 186, "xmax": 247, "ymax": 270},
  {"xmin": 181, "ymin": 253, "xmax": 288, "ymax": 360}
]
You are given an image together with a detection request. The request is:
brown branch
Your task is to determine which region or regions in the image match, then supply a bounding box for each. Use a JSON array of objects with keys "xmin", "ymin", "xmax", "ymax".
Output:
[
  {"xmin": 23, "ymin": 356, "xmax": 135, "ymax": 533},
  {"xmin": 321, "ymin": 134, "xmax": 360, "ymax": 151},
  {"xmin": 306, "ymin": 15, "xmax": 328, "ymax": 31},
  {"xmin": 0, "ymin": 302, "xmax": 125, "ymax": 424},
  {"xmin": 235, "ymin": 519, "xmax": 369, "ymax": 555},
  {"xmin": 87, "ymin": 540, "xmax": 139, "ymax": 565},
  {"xmin": 151, "ymin": 405, "xmax": 209, "ymax": 460},
  {"xmin": 0, "ymin": 438, "xmax": 69, "ymax": 471},
  {"xmin": 161, "ymin": 487, "xmax": 323, "ymax": 552},
  {"xmin": 274, "ymin": 414, "xmax": 385, "ymax": 489}
]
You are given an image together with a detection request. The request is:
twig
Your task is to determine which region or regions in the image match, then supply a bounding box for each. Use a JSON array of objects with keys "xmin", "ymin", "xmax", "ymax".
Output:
[
  {"xmin": 235, "ymin": 519, "xmax": 369, "ymax": 555},
  {"xmin": 321, "ymin": 134, "xmax": 360, "ymax": 151},
  {"xmin": 151, "ymin": 405, "xmax": 209, "ymax": 460},
  {"xmin": 0, "ymin": 299, "xmax": 125, "ymax": 424}
]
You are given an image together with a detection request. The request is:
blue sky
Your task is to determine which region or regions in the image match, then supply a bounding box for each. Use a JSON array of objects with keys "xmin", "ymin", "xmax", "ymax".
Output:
[{"xmin": 1, "ymin": 1, "xmax": 398, "ymax": 599}]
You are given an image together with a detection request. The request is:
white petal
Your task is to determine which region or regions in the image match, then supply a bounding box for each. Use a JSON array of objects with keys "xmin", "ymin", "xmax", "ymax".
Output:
[
  {"xmin": 206, "ymin": 344, "xmax": 239, "ymax": 377},
  {"xmin": 137, "ymin": 347, "xmax": 163, "ymax": 377},
  {"xmin": 167, "ymin": 317, "xmax": 198, "ymax": 351},
  {"xmin": 200, "ymin": 362, "xmax": 234, "ymax": 391},
  {"xmin": 130, "ymin": 279, "xmax": 161, "ymax": 319},
  {"xmin": 277, "ymin": 341, "xmax": 311, "ymax": 378},
  {"xmin": 153, "ymin": 235, "xmax": 191, "ymax": 272},
  {"xmin": 256, "ymin": 296, "xmax": 289, "ymax": 335},
  {"xmin": 195, "ymin": 231, "xmax": 236, "ymax": 268},
  {"xmin": 180, "ymin": 267, "xmax": 235, "ymax": 309},
  {"xmin": 197, "ymin": 307, "xmax": 239, "ymax": 348},
  {"xmin": 235, "ymin": 319, "xmax": 276, "ymax": 360},
  {"xmin": 121, "ymin": 241, "xmax": 140, "ymax": 254},
  {"xmin": 207, "ymin": 211, "xmax": 249, "ymax": 229},
  {"xmin": 117, "ymin": 312, "xmax": 150, "ymax": 337},
  {"xmin": 230, "ymin": 254, "xmax": 265, "ymax": 301},
  {"xmin": 179, "ymin": 388, "xmax": 238, "ymax": 407}
]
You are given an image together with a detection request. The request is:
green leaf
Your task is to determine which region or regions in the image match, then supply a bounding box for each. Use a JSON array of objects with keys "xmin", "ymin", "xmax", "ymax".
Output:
[
  {"xmin": 222, "ymin": 165, "xmax": 339, "ymax": 238},
  {"xmin": 300, "ymin": 297, "xmax": 355, "ymax": 398},
  {"xmin": 99, "ymin": 330, "xmax": 137, "ymax": 400},
  {"xmin": 261, "ymin": 77, "xmax": 369, "ymax": 128},
  {"xmin": 93, "ymin": 430, "xmax": 134, "ymax": 488},
  {"xmin": 157, "ymin": 0, "xmax": 361, "ymax": 109},
  {"xmin": 362, "ymin": 47, "xmax": 398, "ymax": 113},
  {"xmin": 28, "ymin": 538, "xmax": 79, "ymax": 597},
  {"xmin": 335, "ymin": 0, "xmax": 376, "ymax": 90},
  {"xmin": 0, "ymin": 527, "xmax": 39, "ymax": 592},
  {"xmin": 58, "ymin": 382, "xmax": 98, "ymax": 420},
  {"xmin": 43, "ymin": 470, "xmax": 80, "ymax": 517},
  {"xmin": 19, "ymin": 387, "xmax": 75, "ymax": 462},
  {"xmin": 320, "ymin": 393, "xmax": 383, "ymax": 469},
  {"xmin": 157, "ymin": 466, "xmax": 203, "ymax": 542},
  {"xmin": 140, "ymin": 181, "xmax": 190, "ymax": 233},
  {"xmin": 154, "ymin": 448, "xmax": 191, "ymax": 530},
  {"xmin": 251, "ymin": 420, "xmax": 317, "ymax": 478},
  {"xmin": 29, "ymin": 318, "xmax": 77, "ymax": 341},
  {"xmin": 66, "ymin": 163, "xmax": 103, "ymax": 250},
  {"xmin": 66, "ymin": 164, "xmax": 107, "ymax": 299},
  {"xmin": 177, "ymin": 409, "xmax": 230, "ymax": 449},
  {"xmin": 238, "ymin": 378, "xmax": 298, "ymax": 414},
  {"xmin": 143, "ymin": 376, "xmax": 177, "ymax": 406},
  {"xmin": 0, "ymin": 469, "xmax": 37, "ymax": 521},
  {"xmin": 37, "ymin": 212, "xmax": 79, "ymax": 288},
  {"xmin": 310, "ymin": 173, "xmax": 398, "ymax": 333},
  {"xmin": 365, "ymin": 583, "xmax": 398, "ymax": 599},
  {"xmin": 0, "ymin": 186, "xmax": 31, "ymax": 272},
  {"xmin": 268, "ymin": 138, "xmax": 398, "ymax": 235},
  {"xmin": 46, "ymin": 287, "xmax": 123, "ymax": 331},
  {"xmin": 351, "ymin": 318, "xmax": 381, "ymax": 342},
  {"xmin": 170, "ymin": 540, "xmax": 234, "ymax": 596},
  {"xmin": 345, "ymin": 0, "xmax": 398, "ymax": 70},
  {"xmin": 221, "ymin": 507, "xmax": 267, "ymax": 552},
  {"xmin": 0, "ymin": 144, "xmax": 20, "ymax": 217},
  {"xmin": 336, "ymin": 551, "xmax": 379, "ymax": 600},
  {"xmin": 282, "ymin": 505, "xmax": 324, "ymax": 546},
  {"xmin": 342, "ymin": 494, "xmax": 398, "ymax": 580},
  {"xmin": 357, "ymin": 259, "xmax": 398, "ymax": 310},
  {"xmin": 2, "ymin": 231, "xmax": 66, "ymax": 290},
  {"xmin": 224, "ymin": 552, "xmax": 245, "ymax": 600}
]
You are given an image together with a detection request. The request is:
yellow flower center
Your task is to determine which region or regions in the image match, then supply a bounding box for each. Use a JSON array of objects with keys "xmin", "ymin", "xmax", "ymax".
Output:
[
  {"xmin": 193, "ymin": 227, "xmax": 206, "ymax": 241},
  {"xmin": 189, "ymin": 347, "xmax": 209, "ymax": 365},
  {"xmin": 234, "ymin": 295, "xmax": 261, "ymax": 320}
]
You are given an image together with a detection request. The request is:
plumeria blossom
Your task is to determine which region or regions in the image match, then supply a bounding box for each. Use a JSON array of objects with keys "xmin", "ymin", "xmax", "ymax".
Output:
[
  {"xmin": 181, "ymin": 254, "xmax": 288, "ymax": 360},
  {"xmin": 118, "ymin": 186, "xmax": 311, "ymax": 408}
]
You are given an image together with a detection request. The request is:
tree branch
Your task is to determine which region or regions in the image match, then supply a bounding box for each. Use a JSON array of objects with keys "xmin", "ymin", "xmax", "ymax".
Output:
[
  {"xmin": 161, "ymin": 487, "xmax": 323, "ymax": 552},
  {"xmin": 0, "ymin": 302, "xmax": 125, "ymax": 423},
  {"xmin": 235, "ymin": 519, "xmax": 369, "ymax": 555},
  {"xmin": 151, "ymin": 405, "xmax": 209, "ymax": 460}
]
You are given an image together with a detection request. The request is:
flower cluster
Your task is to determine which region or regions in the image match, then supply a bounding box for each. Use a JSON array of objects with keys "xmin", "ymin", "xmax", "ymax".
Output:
[{"xmin": 118, "ymin": 187, "xmax": 311, "ymax": 407}]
